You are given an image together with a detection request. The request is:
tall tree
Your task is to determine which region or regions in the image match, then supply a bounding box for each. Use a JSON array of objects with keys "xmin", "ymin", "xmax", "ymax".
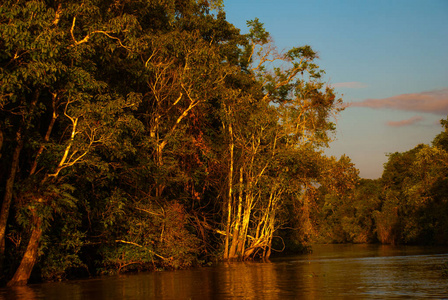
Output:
[
  {"xmin": 221, "ymin": 19, "xmax": 344, "ymax": 259},
  {"xmin": 1, "ymin": 0, "xmax": 144, "ymax": 285}
]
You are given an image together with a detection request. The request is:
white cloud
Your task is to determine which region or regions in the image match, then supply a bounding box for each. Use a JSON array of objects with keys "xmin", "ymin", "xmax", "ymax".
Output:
[
  {"xmin": 350, "ymin": 88, "xmax": 448, "ymax": 115},
  {"xmin": 386, "ymin": 116, "xmax": 423, "ymax": 127}
]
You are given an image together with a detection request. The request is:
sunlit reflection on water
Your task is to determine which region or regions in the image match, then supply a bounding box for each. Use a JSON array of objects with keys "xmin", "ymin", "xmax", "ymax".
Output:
[{"xmin": 1, "ymin": 244, "xmax": 447, "ymax": 299}]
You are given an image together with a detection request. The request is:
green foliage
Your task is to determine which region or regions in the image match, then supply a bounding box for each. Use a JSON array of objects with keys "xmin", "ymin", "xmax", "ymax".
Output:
[
  {"xmin": 377, "ymin": 129, "xmax": 448, "ymax": 245},
  {"xmin": 433, "ymin": 118, "xmax": 448, "ymax": 151},
  {"xmin": 315, "ymin": 117, "xmax": 448, "ymax": 246},
  {"xmin": 247, "ymin": 18, "xmax": 269, "ymax": 44},
  {"xmin": 97, "ymin": 200, "xmax": 201, "ymax": 274},
  {"xmin": 0, "ymin": 0, "xmax": 352, "ymax": 284},
  {"xmin": 313, "ymin": 156, "xmax": 371, "ymax": 244},
  {"xmin": 39, "ymin": 223, "xmax": 87, "ymax": 281}
]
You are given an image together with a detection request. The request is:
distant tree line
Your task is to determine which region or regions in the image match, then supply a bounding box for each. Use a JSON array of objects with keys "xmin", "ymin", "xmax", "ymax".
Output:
[{"xmin": 313, "ymin": 119, "xmax": 448, "ymax": 246}]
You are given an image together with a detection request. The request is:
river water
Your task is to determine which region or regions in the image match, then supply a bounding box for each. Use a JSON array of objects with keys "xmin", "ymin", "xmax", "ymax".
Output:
[{"xmin": 1, "ymin": 244, "xmax": 448, "ymax": 299}]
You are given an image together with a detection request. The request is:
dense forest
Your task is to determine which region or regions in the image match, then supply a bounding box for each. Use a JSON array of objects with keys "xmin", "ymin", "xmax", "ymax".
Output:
[
  {"xmin": 0, "ymin": 0, "xmax": 447, "ymax": 286},
  {"xmin": 313, "ymin": 119, "xmax": 448, "ymax": 246}
]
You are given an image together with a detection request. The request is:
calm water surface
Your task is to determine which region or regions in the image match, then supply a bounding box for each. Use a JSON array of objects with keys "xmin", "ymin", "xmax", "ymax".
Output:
[{"xmin": 1, "ymin": 244, "xmax": 448, "ymax": 299}]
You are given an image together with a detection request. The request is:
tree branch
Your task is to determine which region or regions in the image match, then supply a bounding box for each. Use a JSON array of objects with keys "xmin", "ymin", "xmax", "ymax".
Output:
[
  {"xmin": 115, "ymin": 240, "xmax": 166, "ymax": 260},
  {"xmin": 70, "ymin": 17, "xmax": 131, "ymax": 51}
]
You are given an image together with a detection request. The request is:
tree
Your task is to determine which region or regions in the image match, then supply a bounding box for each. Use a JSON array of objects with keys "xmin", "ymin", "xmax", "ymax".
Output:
[
  {"xmin": 1, "ymin": 0, "xmax": 143, "ymax": 285},
  {"xmin": 313, "ymin": 155, "xmax": 363, "ymax": 243},
  {"xmin": 220, "ymin": 19, "xmax": 344, "ymax": 260},
  {"xmin": 375, "ymin": 117, "xmax": 448, "ymax": 245}
]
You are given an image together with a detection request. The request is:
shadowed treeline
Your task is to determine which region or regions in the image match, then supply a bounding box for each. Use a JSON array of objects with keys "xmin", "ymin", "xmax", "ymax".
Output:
[{"xmin": 312, "ymin": 119, "xmax": 448, "ymax": 246}]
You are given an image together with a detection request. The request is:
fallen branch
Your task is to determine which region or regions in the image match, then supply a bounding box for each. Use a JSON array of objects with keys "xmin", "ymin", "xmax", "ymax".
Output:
[{"xmin": 115, "ymin": 240, "xmax": 167, "ymax": 260}]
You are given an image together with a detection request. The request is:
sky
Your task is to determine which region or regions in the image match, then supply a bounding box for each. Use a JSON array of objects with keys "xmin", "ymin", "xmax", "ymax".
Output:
[{"xmin": 223, "ymin": 0, "xmax": 448, "ymax": 179}]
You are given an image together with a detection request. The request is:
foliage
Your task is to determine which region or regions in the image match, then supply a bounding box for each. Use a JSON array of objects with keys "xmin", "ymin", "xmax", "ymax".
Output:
[
  {"xmin": 0, "ymin": 0, "xmax": 348, "ymax": 285},
  {"xmin": 313, "ymin": 156, "xmax": 373, "ymax": 244},
  {"xmin": 38, "ymin": 223, "xmax": 87, "ymax": 281},
  {"xmin": 315, "ymin": 117, "xmax": 448, "ymax": 246},
  {"xmin": 95, "ymin": 200, "xmax": 201, "ymax": 274},
  {"xmin": 1, "ymin": 0, "xmax": 446, "ymax": 285},
  {"xmin": 376, "ymin": 126, "xmax": 448, "ymax": 245}
]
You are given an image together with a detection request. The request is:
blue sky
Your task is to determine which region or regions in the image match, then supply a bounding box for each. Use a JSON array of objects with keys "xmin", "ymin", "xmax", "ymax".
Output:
[{"xmin": 223, "ymin": 0, "xmax": 448, "ymax": 179}]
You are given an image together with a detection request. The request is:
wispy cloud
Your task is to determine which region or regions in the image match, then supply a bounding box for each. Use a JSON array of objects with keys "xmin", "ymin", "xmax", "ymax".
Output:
[
  {"xmin": 351, "ymin": 88, "xmax": 448, "ymax": 115},
  {"xmin": 332, "ymin": 82, "xmax": 368, "ymax": 89},
  {"xmin": 386, "ymin": 116, "xmax": 423, "ymax": 127}
]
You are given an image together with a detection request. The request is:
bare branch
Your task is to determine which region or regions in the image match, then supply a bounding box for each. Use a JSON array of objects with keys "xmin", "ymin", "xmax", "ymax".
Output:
[
  {"xmin": 70, "ymin": 17, "xmax": 131, "ymax": 51},
  {"xmin": 115, "ymin": 240, "xmax": 167, "ymax": 260},
  {"xmin": 53, "ymin": 3, "xmax": 62, "ymax": 26}
]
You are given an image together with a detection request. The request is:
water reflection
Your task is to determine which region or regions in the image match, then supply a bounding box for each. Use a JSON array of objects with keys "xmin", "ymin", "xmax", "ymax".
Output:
[
  {"xmin": 1, "ymin": 286, "xmax": 39, "ymax": 300},
  {"xmin": 1, "ymin": 245, "xmax": 447, "ymax": 299}
]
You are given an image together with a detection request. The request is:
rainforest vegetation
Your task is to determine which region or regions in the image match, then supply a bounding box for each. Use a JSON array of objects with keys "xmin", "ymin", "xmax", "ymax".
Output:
[{"xmin": 1, "ymin": 0, "xmax": 447, "ymax": 286}]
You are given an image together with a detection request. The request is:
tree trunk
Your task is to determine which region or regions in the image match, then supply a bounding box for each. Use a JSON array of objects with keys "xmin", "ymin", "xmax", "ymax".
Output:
[
  {"xmin": 236, "ymin": 185, "xmax": 253, "ymax": 256},
  {"xmin": 1, "ymin": 90, "xmax": 39, "ymax": 272},
  {"xmin": 30, "ymin": 93, "xmax": 58, "ymax": 176},
  {"xmin": 223, "ymin": 122, "xmax": 234, "ymax": 260},
  {"xmin": 0, "ymin": 129, "xmax": 24, "ymax": 258},
  {"xmin": 228, "ymin": 167, "xmax": 244, "ymax": 258},
  {"xmin": 7, "ymin": 213, "xmax": 43, "ymax": 286}
]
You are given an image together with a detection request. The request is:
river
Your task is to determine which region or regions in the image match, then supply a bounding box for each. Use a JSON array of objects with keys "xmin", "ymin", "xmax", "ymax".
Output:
[{"xmin": 1, "ymin": 244, "xmax": 447, "ymax": 299}]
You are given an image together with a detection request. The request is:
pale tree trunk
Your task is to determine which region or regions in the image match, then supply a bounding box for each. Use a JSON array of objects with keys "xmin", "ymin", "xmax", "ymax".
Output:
[
  {"xmin": 262, "ymin": 209, "xmax": 276, "ymax": 260},
  {"xmin": 149, "ymin": 115, "xmax": 165, "ymax": 198},
  {"xmin": 236, "ymin": 136, "xmax": 265, "ymax": 259},
  {"xmin": 259, "ymin": 190, "xmax": 279, "ymax": 260},
  {"xmin": 228, "ymin": 167, "xmax": 244, "ymax": 258},
  {"xmin": 242, "ymin": 187, "xmax": 280, "ymax": 260},
  {"xmin": 236, "ymin": 189, "xmax": 252, "ymax": 256},
  {"xmin": 223, "ymin": 122, "xmax": 234, "ymax": 260}
]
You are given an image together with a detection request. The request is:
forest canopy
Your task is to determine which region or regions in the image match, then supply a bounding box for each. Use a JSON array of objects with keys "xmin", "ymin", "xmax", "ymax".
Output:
[{"xmin": 0, "ymin": 0, "xmax": 446, "ymax": 286}]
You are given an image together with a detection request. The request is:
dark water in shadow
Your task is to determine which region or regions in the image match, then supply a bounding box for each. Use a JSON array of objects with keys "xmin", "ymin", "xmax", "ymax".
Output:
[{"xmin": 1, "ymin": 244, "xmax": 448, "ymax": 299}]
